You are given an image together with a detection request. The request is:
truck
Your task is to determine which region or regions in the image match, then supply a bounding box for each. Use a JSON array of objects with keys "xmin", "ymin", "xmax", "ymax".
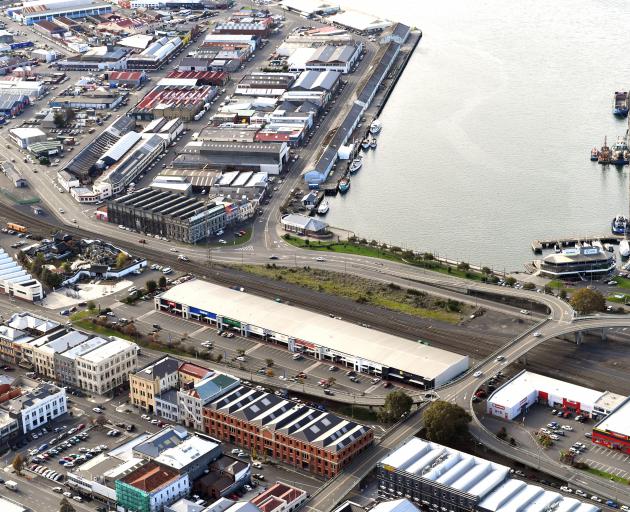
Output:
[{"xmin": 5, "ymin": 480, "xmax": 18, "ymax": 491}]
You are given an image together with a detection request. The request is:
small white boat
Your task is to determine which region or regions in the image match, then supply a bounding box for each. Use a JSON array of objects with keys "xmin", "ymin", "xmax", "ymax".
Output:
[
  {"xmin": 369, "ymin": 119, "xmax": 382, "ymax": 135},
  {"xmin": 317, "ymin": 200, "xmax": 329, "ymax": 215},
  {"xmin": 620, "ymin": 239, "xmax": 630, "ymax": 258},
  {"xmin": 370, "ymin": 138, "xmax": 377, "ymax": 149},
  {"xmin": 361, "ymin": 139, "xmax": 370, "ymax": 150},
  {"xmin": 592, "ymin": 240, "xmax": 604, "ymax": 250},
  {"xmin": 349, "ymin": 158, "xmax": 362, "ymax": 173}
]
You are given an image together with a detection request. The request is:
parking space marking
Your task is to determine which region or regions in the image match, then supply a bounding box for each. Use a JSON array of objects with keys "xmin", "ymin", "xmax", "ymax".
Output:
[
  {"xmin": 137, "ymin": 310, "xmax": 156, "ymax": 321},
  {"xmin": 304, "ymin": 361, "xmax": 321, "ymax": 373},
  {"xmin": 245, "ymin": 343, "xmax": 263, "ymax": 355},
  {"xmin": 190, "ymin": 325, "xmax": 209, "ymax": 337}
]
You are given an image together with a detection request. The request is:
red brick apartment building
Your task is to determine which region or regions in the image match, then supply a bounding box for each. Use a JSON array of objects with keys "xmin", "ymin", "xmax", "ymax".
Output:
[{"xmin": 202, "ymin": 385, "xmax": 373, "ymax": 478}]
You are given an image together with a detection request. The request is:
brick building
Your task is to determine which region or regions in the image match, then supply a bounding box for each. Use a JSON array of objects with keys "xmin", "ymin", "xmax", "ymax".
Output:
[{"xmin": 202, "ymin": 385, "xmax": 373, "ymax": 478}]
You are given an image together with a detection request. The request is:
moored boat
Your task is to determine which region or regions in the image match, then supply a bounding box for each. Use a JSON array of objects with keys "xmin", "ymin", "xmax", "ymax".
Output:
[
  {"xmin": 369, "ymin": 119, "xmax": 382, "ymax": 135},
  {"xmin": 610, "ymin": 138, "xmax": 629, "ymax": 165},
  {"xmin": 370, "ymin": 138, "xmax": 377, "ymax": 149},
  {"xmin": 338, "ymin": 177, "xmax": 350, "ymax": 193},
  {"xmin": 317, "ymin": 200, "xmax": 329, "ymax": 215},
  {"xmin": 361, "ymin": 139, "xmax": 370, "ymax": 150},
  {"xmin": 613, "ymin": 91, "xmax": 629, "ymax": 117},
  {"xmin": 598, "ymin": 136, "xmax": 611, "ymax": 164},
  {"xmin": 611, "ymin": 215, "xmax": 629, "ymax": 235},
  {"xmin": 620, "ymin": 239, "xmax": 630, "ymax": 258},
  {"xmin": 349, "ymin": 158, "xmax": 362, "ymax": 174},
  {"xmin": 590, "ymin": 147, "xmax": 599, "ymax": 161}
]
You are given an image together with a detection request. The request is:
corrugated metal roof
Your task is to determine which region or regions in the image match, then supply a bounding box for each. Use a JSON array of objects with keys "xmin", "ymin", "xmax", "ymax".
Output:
[{"xmin": 99, "ymin": 131, "xmax": 142, "ymax": 163}]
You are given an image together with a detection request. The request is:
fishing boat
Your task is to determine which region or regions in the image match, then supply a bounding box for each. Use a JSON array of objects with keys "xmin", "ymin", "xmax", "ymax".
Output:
[
  {"xmin": 361, "ymin": 139, "xmax": 370, "ymax": 150},
  {"xmin": 317, "ymin": 200, "xmax": 329, "ymax": 215},
  {"xmin": 338, "ymin": 177, "xmax": 350, "ymax": 194},
  {"xmin": 620, "ymin": 239, "xmax": 630, "ymax": 258},
  {"xmin": 370, "ymin": 138, "xmax": 377, "ymax": 149},
  {"xmin": 590, "ymin": 147, "xmax": 599, "ymax": 161},
  {"xmin": 349, "ymin": 158, "xmax": 362, "ymax": 173},
  {"xmin": 611, "ymin": 215, "xmax": 629, "ymax": 235},
  {"xmin": 598, "ymin": 136, "xmax": 611, "ymax": 164},
  {"xmin": 613, "ymin": 91, "xmax": 629, "ymax": 117},
  {"xmin": 554, "ymin": 243, "xmax": 561, "ymax": 253},
  {"xmin": 610, "ymin": 138, "xmax": 629, "ymax": 165},
  {"xmin": 369, "ymin": 119, "xmax": 382, "ymax": 135}
]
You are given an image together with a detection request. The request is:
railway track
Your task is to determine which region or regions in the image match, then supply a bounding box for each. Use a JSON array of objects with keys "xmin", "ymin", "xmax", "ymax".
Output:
[{"xmin": 0, "ymin": 205, "xmax": 507, "ymax": 357}]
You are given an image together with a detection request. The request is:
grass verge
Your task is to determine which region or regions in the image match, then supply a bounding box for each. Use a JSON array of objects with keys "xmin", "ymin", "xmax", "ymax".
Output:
[
  {"xmin": 72, "ymin": 319, "xmax": 137, "ymax": 342},
  {"xmin": 282, "ymin": 234, "xmax": 491, "ymax": 282},
  {"xmin": 207, "ymin": 227, "xmax": 253, "ymax": 248},
  {"xmin": 613, "ymin": 276, "xmax": 630, "ymax": 289},
  {"xmin": 332, "ymin": 403, "xmax": 379, "ymax": 423},
  {"xmin": 238, "ymin": 264, "xmax": 469, "ymax": 324},
  {"xmin": 585, "ymin": 467, "xmax": 629, "ymax": 485}
]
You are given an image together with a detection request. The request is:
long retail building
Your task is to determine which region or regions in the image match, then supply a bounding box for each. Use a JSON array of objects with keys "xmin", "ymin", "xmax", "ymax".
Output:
[{"xmin": 155, "ymin": 280, "xmax": 469, "ymax": 388}]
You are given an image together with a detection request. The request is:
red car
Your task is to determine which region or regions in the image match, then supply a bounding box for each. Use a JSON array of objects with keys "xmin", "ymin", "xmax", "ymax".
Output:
[{"xmin": 77, "ymin": 424, "xmax": 85, "ymax": 430}]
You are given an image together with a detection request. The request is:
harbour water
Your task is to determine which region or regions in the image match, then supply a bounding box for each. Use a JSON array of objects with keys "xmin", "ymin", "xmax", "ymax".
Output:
[{"xmin": 326, "ymin": 0, "xmax": 630, "ymax": 270}]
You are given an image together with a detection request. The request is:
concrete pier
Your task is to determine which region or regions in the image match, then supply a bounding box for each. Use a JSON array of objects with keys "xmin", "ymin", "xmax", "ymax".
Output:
[{"xmin": 531, "ymin": 234, "xmax": 622, "ymax": 253}]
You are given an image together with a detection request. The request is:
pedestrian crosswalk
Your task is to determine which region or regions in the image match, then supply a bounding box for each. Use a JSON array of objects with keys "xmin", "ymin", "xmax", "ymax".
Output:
[{"xmin": 236, "ymin": 245, "xmax": 254, "ymax": 252}]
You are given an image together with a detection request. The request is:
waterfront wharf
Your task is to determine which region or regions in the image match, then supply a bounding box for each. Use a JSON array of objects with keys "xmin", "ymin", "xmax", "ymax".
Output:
[{"xmin": 531, "ymin": 234, "xmax": 623, "ymax": 253}]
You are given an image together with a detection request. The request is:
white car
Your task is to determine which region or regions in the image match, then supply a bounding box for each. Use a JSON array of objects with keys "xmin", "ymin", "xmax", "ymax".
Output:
[
  {"xmin": 219, "ymin": 239, "xmax": 227, "ymax": 244},
  {"xmin": 92, "ymin": 407, "xmax": 103, "ymax": 413},
  {"xmin": 236, "ymin": 356, "xmax": 246, "ymax": 362},
  {"xmin": 561, "ymin": 425, "xmax": 573, "ymax": 431},
  {"xmin": 520, "ymin": 309, "xmax": 530, "ymax": 315},
  {"xmin": 52, "ymin": 487, "xmax": 63, "ymax": 493},
  {"xmin": 473, "ymin": 371, "xmax": 483, "ymax": 378},
  {"xmin": 495, "ymin": 355, "xmax": 505, "ymax": 361},
  {"xmin": 533, "ymin": 331, "xmax": 542, "ymax": 337},
  {"xmin": 560, "ymin": 486, "xmax": 573, "ymax": 494},
  {"xmin": 231, "ymin": 448, "xmax": 240, "ymax": 455},
  {"xmin": 315, "ymin": 257, "xmax": 326, "ymax": 262},
  {"xmin": 169, "ymin": 248, "xmax": 178, "ymax": 252},
  {"xmin": 549, "ymin": 434, "xmax": 559, "ymax": 440}
]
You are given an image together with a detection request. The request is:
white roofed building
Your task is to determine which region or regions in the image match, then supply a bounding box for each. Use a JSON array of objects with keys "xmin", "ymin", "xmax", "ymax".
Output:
[
  {"xmin": 0, "ymin": 247, "xmax": 43, "ymax": 302},
  {"xmin": 378, "ymin": 438, "xmax": 600, "ymax": 512},
  {"xmin": 75, "ymin": 336, "xmax": 138, "ymax": 395},
  {"xmin": 486, "ymin": 370, "xmax": 626, "ymax": 421},
  {"xmin": 593, "ymin": 397, "xmax": 630, "ymax": 455},
  {"xmin": 156, "ymin": 280, "xmax": 469, "ymax": 388}
]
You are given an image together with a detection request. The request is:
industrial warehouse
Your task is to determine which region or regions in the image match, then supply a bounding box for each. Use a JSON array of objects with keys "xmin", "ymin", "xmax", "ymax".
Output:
[
  {"xmin": 486, "ymin": 370, "xmax": 626, "ymax": 421},
  {"xmin": 106, "ymin": 188, "xmax": 226, "ymax": 243},
  {"xmin": 155, "ymin": 280, "xmax": 469, "ymax": 388},
  {"xmin": 378, "ymin": 438, "xmax": 600, "ymax": 512}
]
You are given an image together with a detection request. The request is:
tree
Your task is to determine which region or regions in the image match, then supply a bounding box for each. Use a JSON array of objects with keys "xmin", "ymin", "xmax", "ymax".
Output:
[
  {"xmin": 505, "ymin": 276, "xmax": 517, "ymax": 287},
  {"xmin": 12, "ymin": 453, "xmax": 24, "ymax": 475},
  {"xmin": 59, "ymin": 497, "xmax": 76, "ymax": 512},
  {"xmin": 570, "ymin": 288, "xmax": 605, "ymax": 315},
  {"xmin": 53, "ymin": 111, "xmax": 65, "ymax": 128},
  {"xmin": 537, "ymin": 433, "xmax": 553, "ymax": 448},
  {"xmin": 215, "ymin": 353, "xmax": 223, "ymax": 363},
  {"xmin": 423, "ymin": 400, "xmax": 472, "ymax": 446},
  {"xmin": 62, "ymin": 261, "xmax": 72, "ymax": 273},
  {"xmin": 265, "ymin": 358, "xmax": 274, "ymax": 367},
  {"xmin": 115, "ymin": 252, "xmax": 129, "ymax": 269},
  {"xmin": 158, "ymin": 276, "xmax": 167, "ymax": 288},
  {"xmin": 145, "ymin": 280, "xmax": 157, "ymax": 293},
  {"xmin": 237, "ymin": 349, "xmax": 246, "ymax": 357},
  {"xmin": 522, "ymin": 282, "xmax": 536, "ymax": 290},
  {"xmin": 64, "ymin": 108, "xmax": 75, "ymax": 124},
  {"xmin": 87, "ymin": 301, "xmax": 96, "ymax": 311},
  {"xmin": 457, "ymin": 261, "xmax": 470, "ymax": 272},
  {"xmin": 379, "ymin": 390, "xmax": 413, "ymax": 423},
  {"xmin": 543, "ymin": 284, "xmax": 552, "ymax": 295},
  {"xmin": 94, "ymin": 415, "xmax": 108, "ymax": 427}
]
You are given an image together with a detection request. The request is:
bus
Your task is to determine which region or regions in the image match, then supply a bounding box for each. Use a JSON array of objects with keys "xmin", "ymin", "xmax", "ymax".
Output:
[{"xmin": 6, "ymin": 222, "xmax": 27, "ymax": 233}]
